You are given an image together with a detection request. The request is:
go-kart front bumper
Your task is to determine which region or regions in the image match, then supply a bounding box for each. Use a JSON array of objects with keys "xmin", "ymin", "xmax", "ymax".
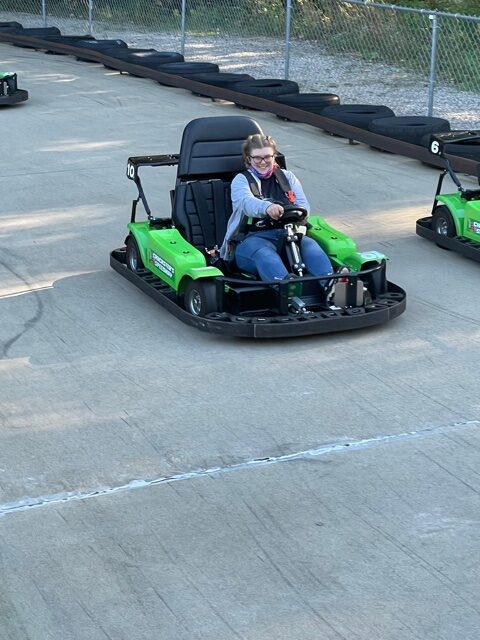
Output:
[
  {"xmin": 111, "ymin": 248, "xmax": 406, "ymax": 338},
  {"xmin": 416, "ymin": 216, "xmax": 480, "ymax": 262}
]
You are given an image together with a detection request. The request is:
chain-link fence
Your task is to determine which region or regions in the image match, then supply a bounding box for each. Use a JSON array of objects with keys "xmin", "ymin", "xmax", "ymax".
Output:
[{"xmin": 1, "ymin": 0, "xmax": 479, "ymax": 128}]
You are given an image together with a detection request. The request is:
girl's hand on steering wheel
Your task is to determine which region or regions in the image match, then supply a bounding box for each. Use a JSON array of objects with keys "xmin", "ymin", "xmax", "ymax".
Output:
[{"xmin": 266, "ymin": 203, "xmax": 284, "ymax": 220}]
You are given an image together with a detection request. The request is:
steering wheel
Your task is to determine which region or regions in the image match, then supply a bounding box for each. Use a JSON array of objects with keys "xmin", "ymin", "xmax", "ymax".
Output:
[
  {"xmin": 263, "ymin": 203, "xmax": 308, "ymax": 227},
  {"xmin": 280, "ymin": 204, "xmax": 308, "ymax": 224}
]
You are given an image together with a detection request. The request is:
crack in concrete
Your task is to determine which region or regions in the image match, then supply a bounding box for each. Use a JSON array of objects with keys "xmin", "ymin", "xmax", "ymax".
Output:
[{"xmin": 0, "ymin": 419, "xmax": 478, "ymax": 518}]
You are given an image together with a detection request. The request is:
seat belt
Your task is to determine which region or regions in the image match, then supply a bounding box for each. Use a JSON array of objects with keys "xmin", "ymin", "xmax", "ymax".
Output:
[
  {"xmin": 190, "ymin": 181, "xmax": 216, "ymax": 252},
  {"xmin": 241, "ymin": 169, "xmax": 296, "ymax": 204},
  {"xmin": 212, "ymin": 180, "xmax": 228, "ymax": 248}
]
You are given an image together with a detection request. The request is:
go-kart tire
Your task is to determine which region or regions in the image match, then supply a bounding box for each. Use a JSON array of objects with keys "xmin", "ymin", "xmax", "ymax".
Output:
[
  {"xmin": 126, "ymin": 236, "xmax": 144, "ymax": 272},
  {"xmin": 368, "ymin": 116, "xmax": 451, "ymax": 145},
  {"xmin": 321, "ymin": 104, "xmax": 395, "ymax": 130},
  {"xmin": 231, "ymin": 79, "xmax": 299, "ymax": 98},
  {"xmin": 431, "ymin": 205, "xmax": 456, "ymax": 243},
  {"xmin": 184, "ymin": 279, "xmax": 218, "ymax": 317}
]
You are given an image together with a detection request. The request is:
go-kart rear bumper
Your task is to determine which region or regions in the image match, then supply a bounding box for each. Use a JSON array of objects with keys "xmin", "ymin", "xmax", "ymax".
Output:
[{"xmin": 111, "ymin": 248, "xmax": 406, "ymax": 338}]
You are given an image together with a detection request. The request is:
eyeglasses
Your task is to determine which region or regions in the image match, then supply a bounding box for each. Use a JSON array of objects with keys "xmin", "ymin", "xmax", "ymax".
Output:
[{"xmin": 249, "ymin": 154, "xmax": 274, "ymax": 165}]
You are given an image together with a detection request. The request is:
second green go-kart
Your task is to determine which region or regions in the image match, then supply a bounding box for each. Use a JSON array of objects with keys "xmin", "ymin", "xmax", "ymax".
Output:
[
  {"xmin": 0, "ymin": 71, "xmax": 28, "ymax": 105},
  {"xmin": 110, "ymin": 116, "xmax": 406, "ymax": 338},
  {"xmin": 416, "ymin": 130, "xmax": 480, "ymax": 260}
]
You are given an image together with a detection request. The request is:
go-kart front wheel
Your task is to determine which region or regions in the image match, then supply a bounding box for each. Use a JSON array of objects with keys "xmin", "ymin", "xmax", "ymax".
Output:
[
  {"xmin": 432, "ymin": 205, "xmax": 455, "ymax": 239},
  {"xmin": 184, "ymin": 279, "xmax": 217, "ymax": 317},
  {"xmin": 126, "ymin": 235, "xmax": 144, "ymax": 272}
]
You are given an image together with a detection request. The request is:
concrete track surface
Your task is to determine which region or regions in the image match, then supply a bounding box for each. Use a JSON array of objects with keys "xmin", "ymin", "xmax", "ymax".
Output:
[{"xmin": 1, "ymin": 44, "xmax": 480, "ymax": 640}]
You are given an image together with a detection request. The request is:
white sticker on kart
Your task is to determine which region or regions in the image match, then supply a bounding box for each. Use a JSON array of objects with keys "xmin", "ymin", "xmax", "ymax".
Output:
[
  {"xmin": 126, "ymin": 163, "xmax": 136, "ymax": 179},
  {"xmin": 467, "ymin": 220, "xmax": 480, "ymax": 235},
  {"xmin": 150, "ymin": 251, "xmax": 175, "ymax": 278},
  {"xmin": 430, "ymin": 140, "xmax": 441, "ymax": 155}
]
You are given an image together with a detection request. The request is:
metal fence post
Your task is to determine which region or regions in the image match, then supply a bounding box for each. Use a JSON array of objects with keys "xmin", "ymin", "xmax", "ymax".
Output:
[
  {"xmin": 88, "ymin": 0, "xmax": 93, "ymax": 35},
  {"xmin": 180, "ymin": 0, "xmax": 186, "ymax": 56},
  {"xmin": 427, "ymin": 12, "xmax": 439, "ymax": 117},
  {"xmin": 284, "ymin": 0, "xmax": 292, "ymax": 80},
  {"xmin": 41, "ymin": 0, "xmax": 47, "ymax": 27}
]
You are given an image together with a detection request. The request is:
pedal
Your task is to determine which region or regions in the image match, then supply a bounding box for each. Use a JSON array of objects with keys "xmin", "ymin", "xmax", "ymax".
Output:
[{"xmin": 289, "ymin": 296, "xmax": 307, "ymax": 313}]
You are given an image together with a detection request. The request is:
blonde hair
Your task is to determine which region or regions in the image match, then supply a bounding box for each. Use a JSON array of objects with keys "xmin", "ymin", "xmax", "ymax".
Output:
[{"xmin": 242, "ymin": 134, "xmax": 278, "ymax": 165}]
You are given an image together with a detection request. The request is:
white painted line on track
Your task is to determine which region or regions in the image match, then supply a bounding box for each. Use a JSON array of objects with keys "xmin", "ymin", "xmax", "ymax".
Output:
[{"xmin": 1, "ymin": 419, "xmax": 478, "ymax": 518}]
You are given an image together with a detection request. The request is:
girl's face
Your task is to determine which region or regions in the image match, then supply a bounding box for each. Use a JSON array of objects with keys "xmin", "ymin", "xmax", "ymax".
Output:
[{"xmin": 248, "ymin": 145, "xmax": 275, "ymax": 174}]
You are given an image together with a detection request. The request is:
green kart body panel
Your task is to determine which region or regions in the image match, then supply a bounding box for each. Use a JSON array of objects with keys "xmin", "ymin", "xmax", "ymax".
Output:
[
  {"xmin": 306, "ymin": 216, "xmax": 387, "ymax": 270},
  {"xmin": 128, "ymin": 216, "xmax": 388, "ymax": 295},
  {"xmin": 436, "ymin": 194, "xmax": 480, "ymax": 241},
  {"xmin": 127, "ymin": 222, "xmax": 223, "ymax": 293}
]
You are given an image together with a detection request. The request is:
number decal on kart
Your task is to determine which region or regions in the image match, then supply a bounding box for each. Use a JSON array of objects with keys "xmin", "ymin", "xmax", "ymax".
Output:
[
  {"xmin": 430, "ymin": 140, "xmax": 440, "ymax": 155},
  {"xmin": 127, "ymin": 163, "xmax": 136, "ymax": 179}
]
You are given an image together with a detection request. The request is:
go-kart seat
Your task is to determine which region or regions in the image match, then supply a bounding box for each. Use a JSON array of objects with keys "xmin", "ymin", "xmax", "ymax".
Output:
[{"xmin": 172, "ymin": 116, "xmax": 263, "ymax": 252}]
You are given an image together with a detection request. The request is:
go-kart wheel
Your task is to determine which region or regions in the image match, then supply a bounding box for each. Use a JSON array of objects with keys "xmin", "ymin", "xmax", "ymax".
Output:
[
  {"xmin": 432, "ymin": 205, "xmax": 455, "ymax": 239},
  {"xmin": 184, "ymin": 279, "xmax": 218, "ymax": 317},
  {"xmin": 126, "ymin": 235, "xmax": 144, "ymax": 272}
]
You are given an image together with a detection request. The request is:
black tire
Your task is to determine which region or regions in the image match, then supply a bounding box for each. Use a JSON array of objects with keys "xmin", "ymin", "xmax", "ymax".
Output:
[
  {"xmin": 184, "ymin": 279, "xmax": 218, "ymax": 317},
  {"xmin": 431, "ymin": 205, "xmax": 456, "ymax": 239},
  {"xmin": 126, "ymin": 236, "xmax": 144, "ymax": 272},
  {"xmin": 101, "ymin": 47, "xmax": 157, "ymax": 59},
  {"xmin": 155, "ymin": 62, "xmax": 219, "ymax": 77},
  {"xmin": 322, "ymin": 104, "xmax": 395, "ymax": 130},
  {"xmin": 189, "ymin": 72, "xmax": 255, "ymax": 92},
  {"xmin": 368, "ymin": 116, "xmax": 451, "ymax": 145},
  {"xmin": 76, "ymin": 39, "xmax": 127, "ymax": 50},
  {"xmin": 43, "ymin": 34, "xmax": 94, "ymax": 53},
  {"xmin": 19, "ymin": 26, "xmax": 61, "ymax": 36},
  {"xmin": 0, "ymin": 22, "xmax": 23, "ymax": 30},
  {"xmin": 118, "ymin": 51, "xmax": 184, "ymax": 66},
  {"xmin": 231, "ymin": 78, "xmax": 299, "ymax": 98},
  {"xmin": 273, "ymin": 92, "xmax": 340, "ymax": 121},
  {"xmin": 11, "ymin": 25, "xmax": 62, "ymax": 48},
  {"xmin": 273, "ymin": 92, "xmax": 340, "ymax": 110}
]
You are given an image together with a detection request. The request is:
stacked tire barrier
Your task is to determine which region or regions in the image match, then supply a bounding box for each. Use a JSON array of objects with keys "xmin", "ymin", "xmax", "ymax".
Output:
[{"xmin": 1, "ymin": 24, "xmax": 479, "ymax": 176}]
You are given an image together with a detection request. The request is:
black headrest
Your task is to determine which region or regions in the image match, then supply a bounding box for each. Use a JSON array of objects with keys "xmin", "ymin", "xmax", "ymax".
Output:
[{"xmin": 177, "ymin": 116, "xmax": 263, "ymax": 180}]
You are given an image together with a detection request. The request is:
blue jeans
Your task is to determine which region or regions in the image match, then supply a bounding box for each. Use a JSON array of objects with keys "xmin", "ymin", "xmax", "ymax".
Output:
[{"xmin": 235, "ymin": 229, "xmax": 333, "ymax": 282}]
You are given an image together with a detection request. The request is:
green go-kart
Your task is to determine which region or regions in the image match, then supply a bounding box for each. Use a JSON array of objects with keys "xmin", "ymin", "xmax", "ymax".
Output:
[
  {"xmin": 416, "ymin": 131, "xmax": 480, "ymax": 259},
  {"xmin": 110, "ymin": 116, "xmax": 406, "ymax": 338},
  {"xmin": 0, "ymin": 72, "xmax": 28, "ymax": 105}
]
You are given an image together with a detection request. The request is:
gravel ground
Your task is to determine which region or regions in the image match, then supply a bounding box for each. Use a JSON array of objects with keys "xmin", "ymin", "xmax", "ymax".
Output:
[{"xmin": 2, "ymin": 11, "xmax": 479, "ymax": 129}]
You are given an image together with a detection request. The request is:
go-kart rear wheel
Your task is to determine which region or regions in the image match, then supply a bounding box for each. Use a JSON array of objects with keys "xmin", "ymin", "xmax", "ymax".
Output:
[
  {"xmin": 126, "ymin": 235, "xmax": 144, "ymax": 272},
  {"xmin": 184, "ymin": 279, "xmax": 217, "ymax": 317},
  {"xmin": 432, "ymin": 205, "xmax": 455, "ymax": 242}
]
